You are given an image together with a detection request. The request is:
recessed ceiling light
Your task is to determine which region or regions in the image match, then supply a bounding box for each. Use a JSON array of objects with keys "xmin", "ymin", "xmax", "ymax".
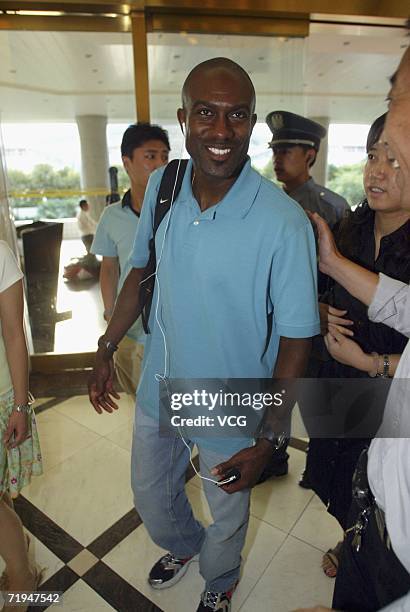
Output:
[
  {"xmin": 318, "ymin": 72, "xmax": 323, "ymax": 77},
  {"xmin": 343, "ymin": 41, "xmax": 350, "ymax": 46},
  {"xmin": 337, "ymin": 59, "xmax": 344, "ymax": 64},
  {"xmin": 258, "ymin": 56, "xmax": 265, "ymax": 61},
  {"xmin": 9, "ymin": 69, "xmax": 16, "ymax": 74},
  {"xmin": 171, "ymin": 69, "xmax": 176, "ymax": 73},
  {"xmin": 93, "ymin": 68, "xmax": 98, "ymax": 73},
  {"xmin": 173, "ymin": 54, "xmax": 180, "ymax": 59},
  {"xmin": 85, "ymin": 53, "xmax": 92, "ymax": 58},
  {"xmin": 98, "ymin": 80, "xmax": 103, "ymax": 84}
]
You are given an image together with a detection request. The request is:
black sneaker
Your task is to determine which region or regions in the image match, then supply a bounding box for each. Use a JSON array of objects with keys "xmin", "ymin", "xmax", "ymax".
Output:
[
  {"xmin": 148, "ymin": 552, "xmax": 195, "ymax": 589},
  {"xmin": 196, "ymin": 584, "xmax": 237, "ymax": 611}
]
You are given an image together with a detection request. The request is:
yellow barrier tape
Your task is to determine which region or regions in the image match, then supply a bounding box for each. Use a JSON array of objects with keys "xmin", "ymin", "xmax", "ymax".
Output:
[{"xmin": 9, "ymin": 188, "xmax": 120, "ymax": 199}]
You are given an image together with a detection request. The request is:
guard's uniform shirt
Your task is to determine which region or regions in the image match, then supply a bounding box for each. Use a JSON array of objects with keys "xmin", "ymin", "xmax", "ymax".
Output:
[{"xmin": 288, "ymin": 177, "xmax": 348, "ymax": 228}]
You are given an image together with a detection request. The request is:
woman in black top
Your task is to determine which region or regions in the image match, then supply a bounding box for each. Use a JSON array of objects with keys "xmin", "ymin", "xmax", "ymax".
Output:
[{"xmin": 306, "ymin": 113, "xmax": 410, "ymax": 576}]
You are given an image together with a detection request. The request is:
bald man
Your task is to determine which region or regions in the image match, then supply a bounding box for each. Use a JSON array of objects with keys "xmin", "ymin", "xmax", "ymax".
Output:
[
  {"xmin": 89, "ymin": 57, "xmax": 319, "ymax": 612},
  {"xmin": 294, "ymin": 41, "xmax": 410, "ymax": 612}
]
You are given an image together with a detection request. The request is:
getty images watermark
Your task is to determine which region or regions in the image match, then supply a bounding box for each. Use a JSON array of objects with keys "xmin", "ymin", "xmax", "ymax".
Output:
[
  {"xmin": 158, "ymin": 377, "xmax": 408, "ymax": 439},
  {"xmin": 169, "ymin": 388, "xmax": 284, "ymax": 428}
]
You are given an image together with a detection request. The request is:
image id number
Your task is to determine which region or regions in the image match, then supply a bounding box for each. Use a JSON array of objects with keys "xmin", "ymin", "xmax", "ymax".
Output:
[{"xmin": 3, "ymin": 591, "xmax": 62, "ymax": 606}]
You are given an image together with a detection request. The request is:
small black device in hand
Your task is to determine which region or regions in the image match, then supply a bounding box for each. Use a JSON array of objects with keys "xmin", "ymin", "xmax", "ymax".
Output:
[{"xmin": 216, "ymin": 468, "xmax": 241, "ymax": 487}]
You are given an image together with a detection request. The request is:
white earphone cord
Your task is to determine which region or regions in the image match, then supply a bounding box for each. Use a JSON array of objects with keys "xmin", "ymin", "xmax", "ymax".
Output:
[{"xmin": 139, "ymin": 136, "xmax": 220, "ymax": 485}]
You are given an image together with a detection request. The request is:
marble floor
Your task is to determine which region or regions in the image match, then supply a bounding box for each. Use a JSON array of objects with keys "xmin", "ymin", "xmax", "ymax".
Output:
[{"xmin": 4, "ymin": 393, "xmax": 343, "ymax": 612}]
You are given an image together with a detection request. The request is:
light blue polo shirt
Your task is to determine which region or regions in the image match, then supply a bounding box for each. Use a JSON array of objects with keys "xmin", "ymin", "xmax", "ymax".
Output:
[
  {"xmin": 130, "ymin": 158, "xmax": 320, "ymax": 452},
  {"xmin": 91, "ymin": 199, "xmax": 144, "ymax": 344}
]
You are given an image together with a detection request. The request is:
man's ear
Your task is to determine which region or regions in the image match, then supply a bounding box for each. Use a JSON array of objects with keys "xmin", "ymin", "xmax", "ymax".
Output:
[
  {"xmin": 122, "ymin": 155, "xmax": 130, "ymax": 174},
  {"xmin": 306, "ymin": 149, "xmax": 316, "ymax": 168},
  {"xmin": 177, "ymin": 108, "xmax": 186, "ymax": 135}
]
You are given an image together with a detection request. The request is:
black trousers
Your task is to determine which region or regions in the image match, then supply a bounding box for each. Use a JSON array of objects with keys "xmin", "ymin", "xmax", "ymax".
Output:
[
  {"xmin": 306, "ymin": 438, "xmax": 369, "ymax": 530},
  {"xmin": 333, "ymin": 499, "xmax": 410, "ymax": 611}
]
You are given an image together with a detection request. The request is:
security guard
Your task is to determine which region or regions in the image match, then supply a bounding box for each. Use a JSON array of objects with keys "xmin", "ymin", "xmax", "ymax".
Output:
[
  {"xmin": 266, "ymin": 111, "xmax": 349, "ymax": 227},
  {"xmin": 258, "ymin": 111, "xmax": 349, "ymax": 487}
]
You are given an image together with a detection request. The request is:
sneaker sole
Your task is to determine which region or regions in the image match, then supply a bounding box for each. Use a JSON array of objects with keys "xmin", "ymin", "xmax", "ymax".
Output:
[{"xmin": 148, "ymin": 555, "xmax": 198, "ymax": 590}]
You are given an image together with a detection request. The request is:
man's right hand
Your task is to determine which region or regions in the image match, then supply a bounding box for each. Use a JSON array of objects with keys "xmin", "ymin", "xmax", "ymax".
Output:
[{"xmin": 88, "ymin": 353, "xmax": 120, "ymax": 414}]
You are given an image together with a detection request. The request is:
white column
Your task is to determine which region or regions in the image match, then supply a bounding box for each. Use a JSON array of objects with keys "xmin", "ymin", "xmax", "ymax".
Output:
[
  {"xmin": 309, "ymin": 116, "xmax": 330, "ymax": 187},
  {"xmin": 76, "ymin": 115, "xmax": 110, "ymax": 221}
]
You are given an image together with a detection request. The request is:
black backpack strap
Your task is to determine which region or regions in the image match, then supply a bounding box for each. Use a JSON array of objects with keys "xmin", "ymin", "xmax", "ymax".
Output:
[
  {"xmin": 153, "ymin": 159, "xmax": 189, "ymax": 233},
  {"xmin": 140, "ymin": 159, "xmax": 189, "ymax": 334}
]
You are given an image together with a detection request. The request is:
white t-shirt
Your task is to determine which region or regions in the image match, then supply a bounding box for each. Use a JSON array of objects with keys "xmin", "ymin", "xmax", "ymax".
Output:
[
  {"xmin": 0, "ymin": 241, "xmax": 23, "ymax": 395},
  {"xmin": 77, "ymin": 208, "xmax": 97, "ymax": 236}
]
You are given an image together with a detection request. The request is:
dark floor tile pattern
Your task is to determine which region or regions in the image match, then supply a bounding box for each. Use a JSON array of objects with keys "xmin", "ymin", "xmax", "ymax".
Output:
[
  {"xmin": 27, "ymin": 567, "xmax": 79, "ymax": 612},
  {"xmin": 88, "ymin": 508, "xmax": 143, "ymax": 559},
  {"xmin": 34, "ymin": 397, "xmax": 67, "ymax": 415},
  {"xmin": 30, "ymin": 371, "xmax": 90, "ymax": 398},
  {"xmin": 14, "ymin": 496, "xmax": 83, "ymax": 563},
  {"xmin": 18, "ymin": 387, "xmax": 307, "ymax": 610},
  {"xmin": 289, "ymin": 437, "xmax": 308, "ymax": 453},
  {"xmin": 83, "ymin": 562, "xmax": 164, "ymax": 612}
]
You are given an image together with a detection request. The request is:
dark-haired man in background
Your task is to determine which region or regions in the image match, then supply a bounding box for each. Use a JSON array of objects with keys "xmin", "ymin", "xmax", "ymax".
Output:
[{"xmin": 91, "ymin": 123, "xmax": 170, "ymax": 396}]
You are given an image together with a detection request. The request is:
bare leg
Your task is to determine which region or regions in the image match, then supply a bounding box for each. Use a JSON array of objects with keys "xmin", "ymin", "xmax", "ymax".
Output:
[{"xmin": 0, "ymin": 494, "xmax": 35, "ymax": 593}]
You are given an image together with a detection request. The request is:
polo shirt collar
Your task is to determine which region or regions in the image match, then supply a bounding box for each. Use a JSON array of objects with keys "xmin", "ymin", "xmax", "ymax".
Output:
[
  {"xmin": 178, "ymin": 157, "xmax": 261, "ymax": 219},
  {"xmin": 122, "ymin": 189, "xmax": 140, "ymax": 217}
]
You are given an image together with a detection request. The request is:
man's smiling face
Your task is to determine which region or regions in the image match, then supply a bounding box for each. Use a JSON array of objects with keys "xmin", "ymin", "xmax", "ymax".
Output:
[{"xmin": 178, "ymin": 65, "xmax": 256, "ymax": 182}]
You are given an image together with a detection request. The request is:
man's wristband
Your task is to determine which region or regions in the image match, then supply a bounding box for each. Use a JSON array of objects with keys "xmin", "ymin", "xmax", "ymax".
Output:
[
  {"xmin": 98, "ymin": 335, "xmax": 118, "ymax": 355},
  {"xmin": 257, "ymin": 424, "xmax": 286, "ymax": 451}
]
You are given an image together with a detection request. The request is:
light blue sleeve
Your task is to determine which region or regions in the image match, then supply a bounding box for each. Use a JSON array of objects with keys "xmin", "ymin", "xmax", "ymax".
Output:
[
  {"xmin": 269, "ymin": 222, "xmax": 320, "ymax": 338},
  {"xmin": 129, "ymin": 167, "xmax": 165, "ymax": 269},
  {"xmin": 90, "ymin": 208, "xmax": 117, "ymax": 257}
]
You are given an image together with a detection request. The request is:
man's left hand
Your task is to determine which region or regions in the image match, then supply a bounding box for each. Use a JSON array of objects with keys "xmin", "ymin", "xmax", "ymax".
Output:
[{"xmin": 211, "ymin": 440, "xmax": 272, "ymax": 494}]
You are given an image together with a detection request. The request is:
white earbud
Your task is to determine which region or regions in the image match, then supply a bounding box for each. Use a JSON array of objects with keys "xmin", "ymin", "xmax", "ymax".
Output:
[{"xmin": 181, "ymin": 122, "xmax": 186, "ymax": 135}]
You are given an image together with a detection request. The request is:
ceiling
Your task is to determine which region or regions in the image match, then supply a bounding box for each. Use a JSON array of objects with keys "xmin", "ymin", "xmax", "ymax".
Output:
[{"xmin": 0, "ymin": 21, "xmax": 407, "ymax": 125}]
